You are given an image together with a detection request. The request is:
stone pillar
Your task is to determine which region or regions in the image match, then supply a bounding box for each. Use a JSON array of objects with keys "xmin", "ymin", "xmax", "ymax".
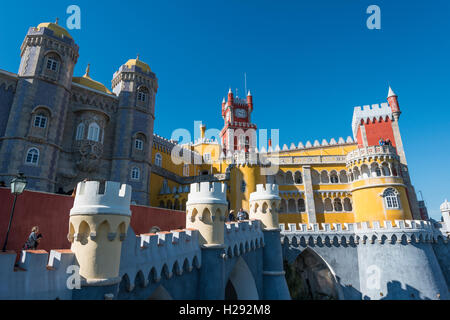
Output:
[
  {"xmin": 250, "ymin": 184, "xmax": 291, "ymax": 300},
  {"xmin": 186, "ymin": 181, "xmax": 228, "ymax": 299},
  {"xmin": 68, "ymin": 181, "xmax": 132, "ymax": 299},
  {"xmin": 302, "ymin": 165, "xmax": 317, "ymax": 223}
]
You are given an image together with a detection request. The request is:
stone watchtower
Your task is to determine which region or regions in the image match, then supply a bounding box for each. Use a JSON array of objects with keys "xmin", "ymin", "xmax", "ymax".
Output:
[
  {"xmin": 186, "ymin": 181, "xmax": 228, "ymax": 246},
  {"xmin": 68, "ymin": 180, "xmax": 131, "ymax": 298},
  {"xmin": 249, "ymin": 184, "xmax": 291, "ymax": 300},
  {"xmin": 110, "ymin": 57, "xmax": 158, "ymax": 205},
  {"xmin": 0, "ymin": 21, "xmax": 79, "ymax": 191}
]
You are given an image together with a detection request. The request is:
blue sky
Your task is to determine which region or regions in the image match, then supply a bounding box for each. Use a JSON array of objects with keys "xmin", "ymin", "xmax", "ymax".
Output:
[{"xmin": 0, "ymin": 0, "xmax": 449, "ymax": 219}]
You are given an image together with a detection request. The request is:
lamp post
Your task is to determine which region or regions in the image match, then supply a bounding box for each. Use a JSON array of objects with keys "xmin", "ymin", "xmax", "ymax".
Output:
[{"xmin": 2, "ymin": 173, "xmax": 27, "ymax": 252}]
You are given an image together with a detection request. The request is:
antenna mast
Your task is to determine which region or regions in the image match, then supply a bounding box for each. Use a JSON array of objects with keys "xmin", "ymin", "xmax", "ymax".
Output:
[{"xmin": 244, "ymin": 72, "xmax": 247, "ymax": 96}]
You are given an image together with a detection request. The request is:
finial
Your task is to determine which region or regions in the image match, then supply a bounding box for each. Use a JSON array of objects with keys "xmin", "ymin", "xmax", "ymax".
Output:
[
  {"xmin": 137, "ymin": 54, "xmax": 140, "ymax": 61},
  {"xmin": 228, "ymin": 88, "xmax": 232, "ymax": 94},
  {"xmin": 387, "ymin": 86, "xmax": 397, "ymax": 98},
  {"xmin": 55, "ymin": 18, "xmax": 59, "ymax": 25},
  {"xmin": 84, "ymin": 64, "xmax": 90, "ymax": 77},
  {"xmin": 247, "ymin": 90, "xmax": 252, "ymax": 96}
]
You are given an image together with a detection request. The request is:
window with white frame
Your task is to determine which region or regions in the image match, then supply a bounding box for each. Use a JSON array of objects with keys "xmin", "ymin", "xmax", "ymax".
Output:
[
  {"xmin": 135, "ymin": 139, "xmax": 144, "ymax": 150},
  {"xmin": 131, "ymin": 167, "xmax": 140, "ymax": 180},
  {"xmin": 87, "ymin": 122, "xmax": 100, "ymax": 142},
  {"xmin": 155, "ymin": 153, "xmax": 162, "ymax": 167},
  {"xmin": 76, "ymin": 123, "xmax": 85, "ymax": 140},
  {"xmin": 203, "ymin": 153, "xmax": 211, "ymax": 163},
  {"xmin": 137, "ymin": 91, "xmax": 147, "ymax": 102},
  {"xmin": 26, "ymin": 148, "xmax": 39, "ymax": 165},
  {"xmin": 383, "ymin": 188, "xmax": 400, "ymax": 209},
  {"xmin": 34, "ymin": 115, "xmax": 47, "ymax": 128},
  {"xmin": 46, "ymin": 57, "xmax": 59, "ymax": 71}
]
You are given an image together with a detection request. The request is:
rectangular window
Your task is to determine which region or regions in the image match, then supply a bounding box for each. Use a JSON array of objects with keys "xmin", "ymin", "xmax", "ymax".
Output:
[
  {"xmin": 34, "ymin": 115, "xmax": 47, "ymax": 128},
  {"xmin": 135, "ymin": 139, "xmax": 144, "ymax": 150},
  {"xmin": 46, "ymin": 58, "xmax": 58, "ymax": 71},
  {"xmin": 138, "ymin": 92, "xmax": 147, "ymax": 102}
]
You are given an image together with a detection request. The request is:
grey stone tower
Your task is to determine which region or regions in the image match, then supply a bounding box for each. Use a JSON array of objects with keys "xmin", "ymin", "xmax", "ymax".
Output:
[
  {"xmin": 0, "ymin": 22, "xmax": 79, "ymax": 191},
  {"xmin": 110, "ymin": 58, "xmax": 158, "ymax": 204}
]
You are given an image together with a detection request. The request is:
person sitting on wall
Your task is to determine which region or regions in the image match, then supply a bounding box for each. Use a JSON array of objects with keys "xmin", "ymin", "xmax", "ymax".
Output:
[
  {"xmin": 228, "ymin": 210, "xmax": 235, "ymax": 222},
  {"xmin": 23, "ymin": 226, "xmax": 42, "ymax": 250},
  {"xmin": 385, "ymin": 138, "xmax": 391, "ymax": 146},
  {"xmin": 379, "ymin": 138, "xmax": 385, "ymax": 146},
  {"xmin": 237, "ymin": 208, "xmax": 246, "ymax": 221}
]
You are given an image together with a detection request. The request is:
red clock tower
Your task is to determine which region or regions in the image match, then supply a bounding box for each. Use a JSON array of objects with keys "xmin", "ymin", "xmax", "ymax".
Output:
[{"xmin": 220, "ymin": 89, "xmax": 257, "ymax": 154}]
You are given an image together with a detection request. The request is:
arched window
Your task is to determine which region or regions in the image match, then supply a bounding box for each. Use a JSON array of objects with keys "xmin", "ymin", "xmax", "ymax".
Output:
[
  {"xmin": 288, "ymin": 199, "xmax": 296, "ymax": 212},
  {"xmin": 275, "ymin": 171, "xmax": 285, "ymax": 185},
  {"xmin": 371, "ymin": 162, "xmax": 381, "ymax": 177},
  {"xmin": 381, "ymin": 163, "xmax": 391, "ymax": 176},
  {"xmin": 297, "ymin": 198, "xmax": 305, "ymax": 212},
  {"xmin": 131, "ymin": 167, "xmax": 140, "ymax": 180},
  {"xmin": 34, "ymin": 114, "xmax": 47, "ymax": 128},
  {"xmin": 361, "ymin": 164, "xmax": 370, "ymax": 179},
  {"xmin": 279, "ymin": 199, "xmax": 287, "ymax": 213},
  {"xmin": 76, "ymin": 123, "xmax": 85, "ymax": 140},
  {"xmin": 353, "ymin": 167, "xmax": 361, "ymax": 180},
  {"xmin": 343, "ymin": 198, "xmax": 352, "ymax": 211},
  {"xmin": 155, "ymin": 153, "xmax": 162, "ymax": 167},
  {"xmin": 285, "ymin": 171, "xmax": 294, "ymax": 185},
  {"xmin": 137, "ymin": 86, "xmax": 149, "ymax": 103},
  {"xmin": 87, "ymin": 122, "xmax": 100, "ymax": 142},
  {"xmin": 45, "ymin": 54, "xmax": 60, "ymax": 71},
  {"xmin": 333, "ymin": 198, "xmax": 343, "ymax": 212},
  {"xmin": 324, "ymin": 198, "xmax": 333, "ymax": 212},
  {"xmin": 330, "ymin": 171, "xmax": 339, "ymax": 184},
  {"xmin": 339, "ymin": 170, "xmax": 348, "ymax": 183},
  {"xmin": 294, "ymin": 171, "xmax": 302, "ymax": 184},
  {"xmin": 320, "ymin": 171, "xmax": 329, "ymax": 184},
  {"xmin": 26, "ymin": 148, "xmax": 39, "ymax": 165},
  {"xmin": 383, "ymin": 188, "xmax": 400, "ymax": 209},
  {"xmin": 135, "ymin": 139, "xmax": 144, "ymax": 150}
]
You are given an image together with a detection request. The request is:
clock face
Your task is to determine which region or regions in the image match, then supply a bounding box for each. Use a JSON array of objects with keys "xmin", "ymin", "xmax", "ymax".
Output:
[{"xmin": 234, "ymin": 108, "xmax": 247, "ymax": 118}]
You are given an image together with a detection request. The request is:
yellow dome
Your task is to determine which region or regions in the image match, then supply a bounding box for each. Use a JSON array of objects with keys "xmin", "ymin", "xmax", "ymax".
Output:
[
  {"xmin": 72, "ymin": 65, "xmax": 112, "ymax": 94},
  {"xmin": 125, "ymin": 58, "xmax": 152, "ymax": 73},
  {"xmin": 37, "ymin": 22, "xmax": 72, "ymax": 39}
]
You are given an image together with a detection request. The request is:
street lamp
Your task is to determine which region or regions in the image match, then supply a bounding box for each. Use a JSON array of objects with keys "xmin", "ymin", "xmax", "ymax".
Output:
[{"xmin": 2, "ymin": 173, "xmax": 27, "ymax": 252}]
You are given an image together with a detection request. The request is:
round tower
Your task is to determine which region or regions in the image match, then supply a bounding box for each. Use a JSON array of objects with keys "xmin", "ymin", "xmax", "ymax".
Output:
[
  {"xmin": 387, "ymin": 86, "xmax": 401, "ymax": 119},
  {"xmin": 186, "ymin": 182, "xmax": 228, "ymax": 246},
  {"xmin": 0, "ymin": 21, "xmax": 79, "ymax": 192},
  {"xmin": 346, "ymin": 145, "xmax": 413, "ymax": 224},
  {"xmin": 68, "ymin": 181, "xmax": 131, "ymax": 285},
  {"xmin": 110, "ymin": 56, "xmax": 158, "ymax": 205},
  {"xmin": 249, "ymin": 184, "xmax": 281, "ymax": 229}
]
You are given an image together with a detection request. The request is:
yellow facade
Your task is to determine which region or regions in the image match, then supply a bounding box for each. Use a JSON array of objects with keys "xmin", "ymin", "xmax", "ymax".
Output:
[{"xmin": 149, "ymin": 134, "xmax": 414, "ymax": 231}]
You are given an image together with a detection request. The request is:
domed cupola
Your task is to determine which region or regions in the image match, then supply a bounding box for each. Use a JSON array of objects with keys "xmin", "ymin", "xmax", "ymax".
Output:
[{"xmin": 73, "ymin": 64, "xmax": 112, "ymax": 94}]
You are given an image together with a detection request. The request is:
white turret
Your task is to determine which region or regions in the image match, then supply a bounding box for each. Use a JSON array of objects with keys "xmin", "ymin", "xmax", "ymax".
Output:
[{"xmin": 249, "ymin": 184, "xmax": 281, "ymax": 230}]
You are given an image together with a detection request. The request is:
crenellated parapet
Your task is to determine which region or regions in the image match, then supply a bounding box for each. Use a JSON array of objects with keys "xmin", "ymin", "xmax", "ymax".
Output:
[
  {"xmin": 118, "ymin": 228, "xmax": 202, "ymax": 292},
  {"xmin": 0, "ymin": 249, "xmax": 76, "ymax": 299},
  {"xmin": 186, "ymin": 182, "xmax": 228, "ymax": 246},
  {"xmin": 250, "ymin": 184, "xmax": 281, "ymax": 230},
  {"xmin": 280, "ymin": 220, "xmax": 449, "ymax": 246},
  {"xmin": 69, "ymin": 181, "xmax": 132, "ymax": 286},
  {"xmin": 223, "ymin": 220, "xmax": 265, "ymax": 259}
]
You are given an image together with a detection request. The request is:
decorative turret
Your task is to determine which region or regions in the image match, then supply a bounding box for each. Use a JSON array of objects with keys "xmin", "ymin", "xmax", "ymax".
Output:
[
  {"xmin": 186, "ymin": 182, "xmax": 228, "ymax": 246},
  {"xmin": 68, "ymin": 181, "xmax": 132, "ymax": 286},
  {"xmin": 441, "ymin": 199, "xmax": 450, "ymax": 232},
  {"xmin": 227, "ymin": 88, "xmax": 234, "ymax": 106},
  {"xmin": 247, "ymin": 90, "xmax": 253, "ymax": 111},
  {"xmin": 387, "ymin": 86, "xmax": 401, "ymax": 119},
  {"xmin": 249, "ymin": 184, "xmax": 281, "ymax": 230}
]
